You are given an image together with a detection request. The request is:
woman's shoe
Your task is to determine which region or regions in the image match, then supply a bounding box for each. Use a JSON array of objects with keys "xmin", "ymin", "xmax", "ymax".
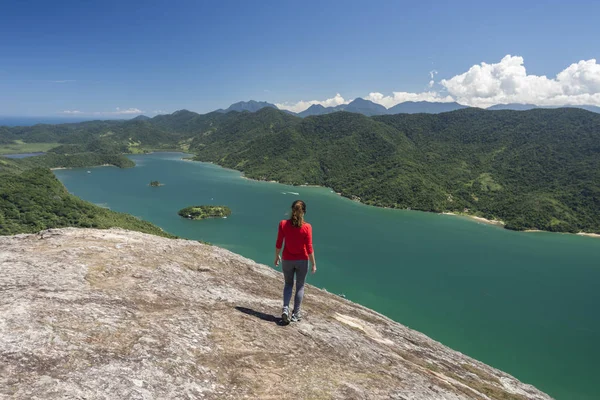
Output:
[{"xmin": 282, "ymin": 307, "xmax": 290, "ymax": 324}]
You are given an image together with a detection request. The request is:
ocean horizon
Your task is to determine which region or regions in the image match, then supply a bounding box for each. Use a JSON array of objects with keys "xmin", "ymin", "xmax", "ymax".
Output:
[{"xmin": 0, "ymin": 116, "xmax": 130, "ymax": 127}]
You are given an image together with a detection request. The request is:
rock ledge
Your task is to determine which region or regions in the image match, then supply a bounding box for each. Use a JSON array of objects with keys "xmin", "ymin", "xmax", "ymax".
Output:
[{"xmin": 0, "ymin": 228, "xmax": 552, "ymax": 399}]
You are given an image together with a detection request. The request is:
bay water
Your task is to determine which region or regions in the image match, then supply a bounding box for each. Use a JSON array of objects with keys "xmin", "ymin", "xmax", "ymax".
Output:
[{"xmin": 54, "ymin": 152, "xmax": 600, "ymax": 400}]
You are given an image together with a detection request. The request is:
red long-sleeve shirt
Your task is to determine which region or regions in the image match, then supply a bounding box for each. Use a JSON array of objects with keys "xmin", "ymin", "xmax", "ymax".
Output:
[{"xmin": 276, "ymin": 219, "xmax": 313, "ymax": 260}]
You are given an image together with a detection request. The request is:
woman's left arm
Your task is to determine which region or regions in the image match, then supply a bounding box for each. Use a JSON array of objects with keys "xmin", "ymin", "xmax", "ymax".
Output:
[{"xmin": 275, "ymin": 221, "xmax": 284, "ymax": 267}]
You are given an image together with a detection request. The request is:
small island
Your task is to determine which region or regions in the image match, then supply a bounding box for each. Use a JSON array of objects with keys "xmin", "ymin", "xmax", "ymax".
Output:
[
  {"xmin": 150, "ymin": 181, "xmax": 163, "ymax": 187},
  {"xmin": 178, "ymin": 205, "xmax": 231, "ymax": 220}
]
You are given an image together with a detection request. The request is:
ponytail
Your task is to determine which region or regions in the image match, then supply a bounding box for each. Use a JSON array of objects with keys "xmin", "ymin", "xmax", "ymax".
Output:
[{"xmin": 291, "ymin": 200, "xmax": 306, "ymax": 227}]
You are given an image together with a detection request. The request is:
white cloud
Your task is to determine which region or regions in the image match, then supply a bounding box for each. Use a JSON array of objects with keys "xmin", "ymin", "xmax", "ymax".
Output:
[
  {"xmin": 111, "ymin": 107, "xmax": 144, "ymax": 115},
  {"xmin": 152, "ymin": 110, "xmax": 166, "ymax": 114},
  {"xmin": 274, "ymin": 55, "xmax": 600, "ymax": 112},
  {"xmin": 59, "ymin": 107, "xmax": 145, "ymax": 116},
  {"xmin": 428, "ymin": 70, "xmax": 438, "ymax": 88},
  {"xmin": 276, "ymin": 93, "xmax": 349, "ymax": 113},
  {"xmin": 440, "ymin": 55, "xmax": 600, "ymax": 107}
]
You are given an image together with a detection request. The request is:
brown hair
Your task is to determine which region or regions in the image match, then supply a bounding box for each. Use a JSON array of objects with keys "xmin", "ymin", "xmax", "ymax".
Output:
[{"xmin": 290, "ymin": 200, "xmax": 306, "ymax": 227}]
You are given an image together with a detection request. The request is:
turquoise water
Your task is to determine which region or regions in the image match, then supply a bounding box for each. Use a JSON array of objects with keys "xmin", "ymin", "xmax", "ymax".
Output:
[{"xmin": 54, "ymin": 152, "xmax": 600, "ymax": 400}]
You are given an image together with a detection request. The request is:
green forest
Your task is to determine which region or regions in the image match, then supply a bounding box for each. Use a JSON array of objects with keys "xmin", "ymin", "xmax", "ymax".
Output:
[
  {"xmin": 178, "ymin": 205, "xmax": 232, "ymax": 220},
  {"xmin": 0, "ymin": 149, "xmax": 172, "ymax": 237},
  {"xmin": 1, "ymin": 106, "xmax": 600, "ymax": 234}
]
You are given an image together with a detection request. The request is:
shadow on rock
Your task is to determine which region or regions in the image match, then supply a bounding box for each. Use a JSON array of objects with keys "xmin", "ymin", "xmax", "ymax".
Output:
[{"xmin": 235, "ymin": 306, "xmax": 286, "ymax": 326}]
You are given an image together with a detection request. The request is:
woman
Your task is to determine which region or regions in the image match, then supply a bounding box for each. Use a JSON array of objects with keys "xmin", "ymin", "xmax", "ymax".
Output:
[{"xmin": 274, "ymin": 199, "xmax": 317, "ymax": 324}]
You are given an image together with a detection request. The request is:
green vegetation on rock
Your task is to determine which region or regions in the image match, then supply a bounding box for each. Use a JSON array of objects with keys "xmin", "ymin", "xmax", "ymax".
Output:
[
  {"xmin": 0, "ymin": 137, "xmax": 172, "ymax": 237},
  {"xmin": 0, "ymin": 164, "xmax": 174, "ymax": 237},
  {"xmin": 190, "ymin": 108, "xmax": 600, "ymax": 233},
  {"xmin": 2, "ymin": 106, "xmax": 600, "ymax": 233},
  {"xmin": 26, "ymin": 152, "xmax": 134, "ymax": 169},
  {"xmin": 150, "ymin": 180, "xmax": 162, "ymax": 187},
  {"xmin": 178, "ymin": 205, "xmax": 231, "ymax": 220},
  {"xmin": 0, "ymin": 140, "xmax": 60, "ymax": 155}
]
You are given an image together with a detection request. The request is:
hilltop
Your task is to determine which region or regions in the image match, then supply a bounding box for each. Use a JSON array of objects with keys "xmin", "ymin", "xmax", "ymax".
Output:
[
  {"xmin": 215, "ymin": 100, "xmax": 278, "ymax": 113},
  {"xmin": 0, "ymin": 228, "xmax": 552, "ymax": 399}
]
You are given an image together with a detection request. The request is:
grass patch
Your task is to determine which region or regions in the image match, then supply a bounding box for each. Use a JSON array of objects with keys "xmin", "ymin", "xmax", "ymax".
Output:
[
  {"xmin": 0, "ymin": 141, "xmax": 60, "ymax": 155},
  {"xmin": 477, "ymin": 173, "xmax": 503, "ymax": 192},
  {"xmin": 461, "ymin": 363, "xmax": 500, "ymax": 384}
]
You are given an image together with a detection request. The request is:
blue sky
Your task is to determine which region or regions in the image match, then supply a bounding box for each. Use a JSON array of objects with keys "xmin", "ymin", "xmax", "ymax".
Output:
[{"xmin": 1, "ymin": 0, "xmax": 599, "ymax": 116}]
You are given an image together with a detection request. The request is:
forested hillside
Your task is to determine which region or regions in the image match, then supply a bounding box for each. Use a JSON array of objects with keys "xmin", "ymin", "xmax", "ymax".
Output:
[
  {"xmin": 0, "ymin": 153, "xmax": 171, "ymax": 237},
  {"xmin": 184, "ymin": 108, "xmax": 600, "ymax": 232},
  {"xmin": 1, "ymin": 107, "xmax": 599, "ymax": 233}
]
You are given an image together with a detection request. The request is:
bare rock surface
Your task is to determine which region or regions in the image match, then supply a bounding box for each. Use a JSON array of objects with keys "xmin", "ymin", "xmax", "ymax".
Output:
[{"xmin": 0, "ymin": 228, "xmax": 552, "ymax": 399}]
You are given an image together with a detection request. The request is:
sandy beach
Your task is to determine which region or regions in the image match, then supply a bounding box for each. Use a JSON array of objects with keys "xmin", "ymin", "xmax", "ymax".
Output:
[
  {"xmin": 577, "ymin": 232, "xmax": 600, "ymax": 238},
  {"xmin": 50, "ymin": 164, "xmax": 113, "ymax": 171},
  {"xmin": 441, "ymin": 212, "xmax": 505, "ymax": 226}
]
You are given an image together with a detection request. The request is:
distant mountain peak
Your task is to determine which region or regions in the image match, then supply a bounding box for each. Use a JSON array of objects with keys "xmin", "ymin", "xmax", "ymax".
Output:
[
  {"xmin": 298, "ymin": 104, "xmax": 329, "ymax": 118},
  {"xmin": 336, "ymin": 98, "xmax": 388, "ymax": 116},
  {"xmin": 348, "ymin": 98, "xmax": 375, "ymax": 105},
  {"xmin": 219, "ymin": 100, "xmax": 278, "ymax": 114},
  {"xmin": 172, "ymin": 109, "xmax": 195, "ymax": 115},
  {"xmin": 486, "ymin": 103, "xmax": 538, "ymax": 111},
  {"xmin": 485, "ymin": 103, "xmax": 600, "ymax": 113},
  {"xmin": 131, "ymin": 115, "xmax": 150, "ymax": 121},
  {"xmin": 387, "ymin": 101, "xmax": 468, "ymax": 114},
  {"xmin": 298, "ymin": 98, "xmax": 468, "ymax": 117}
]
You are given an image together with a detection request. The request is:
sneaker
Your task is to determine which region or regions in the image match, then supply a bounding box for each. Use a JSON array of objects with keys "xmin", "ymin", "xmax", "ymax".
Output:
[
  {"xmin": 291, "ymin": 312, "xmax": 301, "ymax": 322},
  {"xmin": 281, "ymin": 307, "xmax": 290, "ymax": 324}
]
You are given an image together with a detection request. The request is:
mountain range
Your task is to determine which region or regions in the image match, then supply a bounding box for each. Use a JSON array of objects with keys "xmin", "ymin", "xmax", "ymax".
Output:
[
  {"xmin": 219, "ymin": 99, "xmax": 469, "ymax": 117},
  {"xmin": 203, "ymin": 99, "xmax": 600, "ymax": 118},
  {"xmin": 487, "ymin": 103, "xmax": 600, "ymax": 113},
  {"xmin": 215, "ymin": 100, "xmax": 277, "ymax": 113}
]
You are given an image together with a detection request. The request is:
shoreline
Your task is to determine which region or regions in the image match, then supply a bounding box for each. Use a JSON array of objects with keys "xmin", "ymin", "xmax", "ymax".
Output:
[
  {"xmin": 177, "ymin": 156, "xmax": 600, "ymax": 239},
  {"xmin": 239, "ymin": 175, "xmax": 279, "ymax": 184},
  {"xmin": 440, "ymin": 212, "xmax": 505, "ymax": 227},
  {"xmin": 577, "ymin": 232, "xmax": 600, "ymax": 238},
  {"xmin": 50, "ymin": 163, "xmax": 115, "ymax": 171}
]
